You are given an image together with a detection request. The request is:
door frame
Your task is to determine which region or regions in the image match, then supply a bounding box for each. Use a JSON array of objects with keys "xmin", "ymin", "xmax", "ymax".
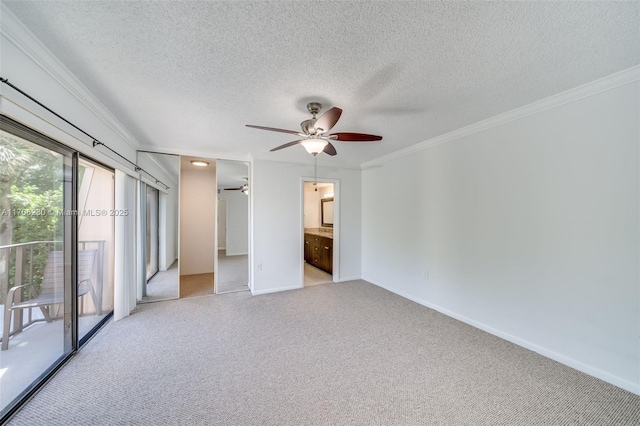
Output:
[{"xmin": 300, "ymin": 177, "xmax": 340, "ymax": 287}]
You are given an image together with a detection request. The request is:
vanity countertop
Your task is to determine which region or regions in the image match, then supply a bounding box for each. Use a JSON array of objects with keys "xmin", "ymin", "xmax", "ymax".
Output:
[{"xmin": 305, "ymin": 228, "xmax": 333, "ymax": 239}]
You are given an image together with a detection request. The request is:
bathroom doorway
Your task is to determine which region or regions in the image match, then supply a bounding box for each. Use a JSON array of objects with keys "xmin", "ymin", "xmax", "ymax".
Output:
[{"xmin": 302, "ymin": 179, "xmax": 338, "ymax": 286}]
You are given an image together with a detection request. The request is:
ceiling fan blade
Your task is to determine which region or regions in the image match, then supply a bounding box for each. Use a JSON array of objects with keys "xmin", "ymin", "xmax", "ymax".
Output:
[
  {"xmin": 314, "ymin": 107, "xmax": 342, "ymax": 133},
  {"xmin": 329, "ymin": 132, "xmax": 382, "ymax": 141},
  {"xmin": 224, "ymin": 187, "xmax": 243, "ymax": 190},
  {"xmin": 270, "ymin": 140, "xmax": 304, "ymax": 152},
  {"xmin": 323, "ymin": 142, "xmax": 337, "ymax": 156},
  {"xmin": 246, "ymin": 124, "xmax": 300, "ymax": 135}
]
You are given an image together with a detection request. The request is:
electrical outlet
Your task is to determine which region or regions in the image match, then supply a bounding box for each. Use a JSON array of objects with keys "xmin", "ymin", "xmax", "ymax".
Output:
[
  {"xmin": 422, "ymin": 270, "xmax": 428, "ymax": 280},
  {"xmin": 256, "ymin": 263, "xmax": 263, "ymax": 271}
]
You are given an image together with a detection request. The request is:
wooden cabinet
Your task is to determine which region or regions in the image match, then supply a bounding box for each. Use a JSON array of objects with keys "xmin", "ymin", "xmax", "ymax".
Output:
[{"xmin": 304, "ymin": 233, "xmax": 333, "ymax": 274}]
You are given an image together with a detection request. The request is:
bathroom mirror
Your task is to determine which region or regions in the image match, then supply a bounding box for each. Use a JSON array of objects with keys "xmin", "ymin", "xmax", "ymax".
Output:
[{"xmin": 321, "ymin": 197, "xmax": 334, "ymax": 227}]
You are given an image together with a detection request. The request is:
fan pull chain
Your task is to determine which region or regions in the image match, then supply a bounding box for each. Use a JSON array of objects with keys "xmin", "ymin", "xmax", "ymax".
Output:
[{"xmin": 314, "ymin": 156, "xmax": 318, "ymax": 189}]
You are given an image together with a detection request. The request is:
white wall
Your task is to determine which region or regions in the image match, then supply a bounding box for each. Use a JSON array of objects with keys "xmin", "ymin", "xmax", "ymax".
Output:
[
  {"xmin": 252, "ymin": 160, "xmax": 361, "ymax": 293},
  {"xmin": 319, "ymin": 185, "xmax": 333, "ymax": 199},
  {"xmin": 303, "ymin": 184, "xmax": 321, "ymax": 228},
  {"xmin": 180, "ymin": 169, "xmax": 216, "ymax": 275},
  {"xmin": 225, "ymin": 190, "xmax": 249, "ymax": 255},
  {"xmin": 361, "ymin": 80, "xmax": 640, "ymax": 394}
]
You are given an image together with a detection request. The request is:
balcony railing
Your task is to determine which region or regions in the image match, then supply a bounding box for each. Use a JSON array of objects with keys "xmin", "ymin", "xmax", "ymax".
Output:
[{"xmin": 0, "ymin": 240, "xmax": 105, "ymax": 346}]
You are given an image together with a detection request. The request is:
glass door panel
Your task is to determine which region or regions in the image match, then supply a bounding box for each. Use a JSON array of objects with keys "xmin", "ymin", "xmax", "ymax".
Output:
[
  {"xmin": 0, "ymin": 119, "xmax": 73, "ymax": 418},
  {"xmin": 76, "ymin": 158, "xmax": 114, "ymax": 343}
]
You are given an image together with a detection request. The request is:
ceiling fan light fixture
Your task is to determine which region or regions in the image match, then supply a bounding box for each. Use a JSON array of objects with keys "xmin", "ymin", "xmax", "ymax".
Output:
[
  {"xmin": 301, "ymin": 139, "xmax": 328, "ymax": 156},
  {"xmin": 246, "ymin": 102, "xmax": 382, "ymax": 157},
  {"xmin": 191, "ymin": 160, "xmax": 209, "ymax": 167}
]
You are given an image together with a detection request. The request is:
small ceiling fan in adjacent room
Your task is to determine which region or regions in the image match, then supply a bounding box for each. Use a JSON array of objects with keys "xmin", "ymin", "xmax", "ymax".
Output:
[
  {"xmin": 223, "ymin": 178, "xmax": 249, "ymax": 195},
  {"xmin": 246, "ymin": 102, "xmax": 382, "ymax": 156}
]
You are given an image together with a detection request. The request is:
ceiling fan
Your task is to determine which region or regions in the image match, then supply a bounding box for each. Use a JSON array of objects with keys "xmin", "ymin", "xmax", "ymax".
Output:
[
  {"xmin": 246, "ymin": 102, "xmax": 382, "ymax": 156},
  {"xmin": 224, "ymin": 178, "xmax": 249, "ymax": 195}
]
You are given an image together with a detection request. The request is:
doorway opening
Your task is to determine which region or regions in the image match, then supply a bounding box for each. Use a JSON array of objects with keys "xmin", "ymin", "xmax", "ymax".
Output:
[
  {"xmin": 302, "ymin": 180, "xmax": 336, "ymax": 286},
  {"xmin": 179, "ymin": 156, "xmax": 216, "ymax": 298}
]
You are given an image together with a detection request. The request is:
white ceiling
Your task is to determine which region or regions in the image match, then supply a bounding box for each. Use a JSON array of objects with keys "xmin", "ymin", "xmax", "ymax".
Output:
[{"xmin": 4, "ymin": 1, "xmax": 639, "ymax": 167}]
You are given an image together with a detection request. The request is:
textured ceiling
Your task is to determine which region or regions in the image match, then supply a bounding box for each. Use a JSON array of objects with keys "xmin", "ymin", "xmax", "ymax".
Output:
[{"xmin": 4, "ymin": 1, "xmax": 639, "ymax": 167}]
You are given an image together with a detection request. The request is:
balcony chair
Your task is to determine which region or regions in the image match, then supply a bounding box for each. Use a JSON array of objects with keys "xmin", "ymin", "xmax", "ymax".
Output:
[{"xmin": 1, "ymin": 249, "xmax": 98, "ymax": 350}]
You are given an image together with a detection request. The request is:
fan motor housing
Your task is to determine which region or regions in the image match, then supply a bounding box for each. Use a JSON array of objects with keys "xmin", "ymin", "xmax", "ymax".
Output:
[{"xmin": 300, "ymin": 118, "xmax": 317, "ymax": 135}]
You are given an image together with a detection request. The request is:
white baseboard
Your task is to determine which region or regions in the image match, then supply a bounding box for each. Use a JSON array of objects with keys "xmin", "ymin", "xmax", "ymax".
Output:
[
  {"xmin": 336, "ymin": 276, "xmax": 361, "ymax": 283},
  {"xmin": 251, "ymin": 285, "xmax": 302, "ymax": 295},
  {"xmin": 362, "ymin": 276, "xmax": 640, "ymax": 396}
]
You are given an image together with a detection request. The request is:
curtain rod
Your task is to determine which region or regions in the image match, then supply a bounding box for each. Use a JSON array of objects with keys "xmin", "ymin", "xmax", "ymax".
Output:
[
  {"xmin": 137, "ymin": 150, "xmax": 179, "ymax": 156},
  {"xmin": 1, "ymin": 77, "xmax": 169, "ymax": 190}
]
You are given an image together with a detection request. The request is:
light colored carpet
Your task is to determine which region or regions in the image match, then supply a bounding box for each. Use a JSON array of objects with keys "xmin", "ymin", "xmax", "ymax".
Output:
[
  {"xmin": 140, "ymin": 260, "xmax": 179, "ymax": 303},
  {"xmin": 6, "ymin": 281, "xmax": 640, "ymax": 425},
  {"xmin": 217, "ymin": 250, "xmax": 248, "ymax": 294}
]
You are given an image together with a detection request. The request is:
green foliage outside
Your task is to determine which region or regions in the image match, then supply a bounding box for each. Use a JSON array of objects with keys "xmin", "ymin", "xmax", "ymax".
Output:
[{"xmin": 1, "ymin": 133, "xmax": 63, "ymax": 303}]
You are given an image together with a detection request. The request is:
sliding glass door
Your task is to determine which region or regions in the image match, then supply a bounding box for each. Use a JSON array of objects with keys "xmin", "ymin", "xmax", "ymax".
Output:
[
  {"xmin": 76, "ymin": 157, "xmax": 115, "ymax": 344},
  {"xmin": 0, "ymin": 117, "xmax": 74, "ymax": 418},
  {"xmin": 0, "ymin": 117, "xmax": 116, "ymax": 420}
]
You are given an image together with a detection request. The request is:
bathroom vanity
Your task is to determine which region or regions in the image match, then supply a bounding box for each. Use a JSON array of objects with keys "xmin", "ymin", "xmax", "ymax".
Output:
[{"xmin": 304, "ymin": 229, "xmax": 333, "ymax": 274}]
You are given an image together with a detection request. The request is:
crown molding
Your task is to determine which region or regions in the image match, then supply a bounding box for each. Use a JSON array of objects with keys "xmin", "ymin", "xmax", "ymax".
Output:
[
  {"xmin": 0, "ymin": 4, "xmax": 142, "ymax": 151},
  {"xmin": 361, "ymin": 65, "xmax": 640, "ymax": 169}
]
